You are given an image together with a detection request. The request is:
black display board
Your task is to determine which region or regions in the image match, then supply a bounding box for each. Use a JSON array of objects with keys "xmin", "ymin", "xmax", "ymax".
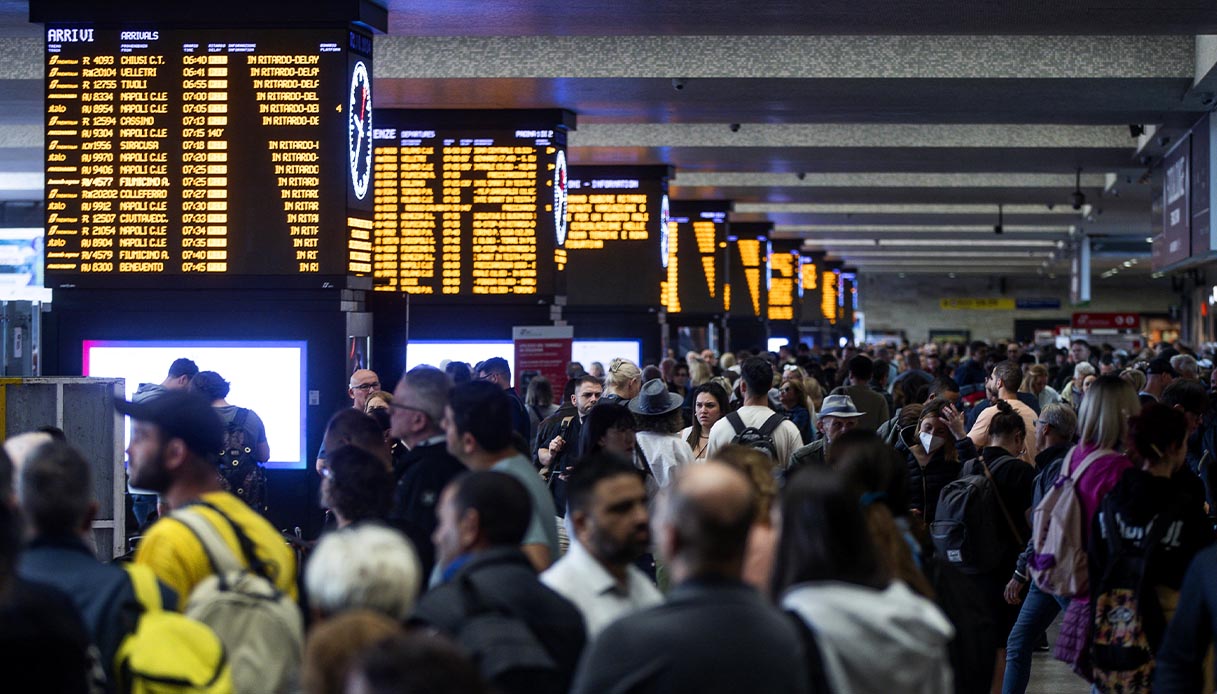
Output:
[
  {"xmin": 665, "ymin": 200, "xmax": 727, "ymax": 316},
  {"xmin": 561, "ymin": 165, "xmax": 671, "ymax": 307},
  {"xmin": 369, "ymin": 109, "xmax": 574, "ymax": 298},
  {"xmin": 43, "ymin": 25, "xmax": 374, "ymax": 287},
  {"xmin": 727, "ymin": 222, "xmax": 771, "ymax": 319}
]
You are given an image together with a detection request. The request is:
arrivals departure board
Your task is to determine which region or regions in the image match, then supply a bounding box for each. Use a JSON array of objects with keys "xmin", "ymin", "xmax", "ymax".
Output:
[
  {"xmin": 663, "ymin": 201, "xmax": 727, "ymax": 315},
  {"xmin": 767, "ymin": 241, "xmax": 801, "ymax": 322},
  {"xmin": 370, "ymin": 110, "xmax": 573, "ymax": 297},
  {"xmin": 561, "ymin": 166, "xmax": 671, "ymax": 307},
  {"xmin": 798, "ymin": 255, "xmax": 824, "ymax": 323},
  {"xmin": 43, "ymin": 26, "xmax": 374, "ymax": 287},
  {"xmin": 727, "ymin": 223, "xmax": 771, "ymax": 318}
]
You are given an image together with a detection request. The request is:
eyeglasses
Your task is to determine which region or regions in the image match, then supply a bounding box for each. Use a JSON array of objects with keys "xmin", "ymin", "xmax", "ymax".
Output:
[
  {"xmin": 351, "ymin": 382, "xmax": 380, "ymax": 391},
  {"xmin": 388, "ymin": 402, "xmax": 432, "ymax": 419}
]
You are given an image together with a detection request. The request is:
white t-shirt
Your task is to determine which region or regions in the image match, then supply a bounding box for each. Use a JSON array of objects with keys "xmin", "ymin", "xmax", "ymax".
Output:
[
  {"xmin": 635, "ymin": 431, "xmax": 694, "ymax": 490},
  {"xmin": 706, "ymin": 405, "xmax": 803, "ymax": 468}
]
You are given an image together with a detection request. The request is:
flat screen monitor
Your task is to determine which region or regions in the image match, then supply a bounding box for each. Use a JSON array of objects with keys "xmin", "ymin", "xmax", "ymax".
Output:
[
  {"xmin": 82, "ymin": 339, "xmax": 307, "ymax": 469},
  {"xmin": 404, "ymin": 339, "xmax": 643, "ymax": 376}
]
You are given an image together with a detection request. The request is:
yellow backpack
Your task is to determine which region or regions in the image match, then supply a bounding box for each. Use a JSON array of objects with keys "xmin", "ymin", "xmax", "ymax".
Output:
[{"xmin": 114, "ymin": 564, "xmax": 234, "ymax": 694}]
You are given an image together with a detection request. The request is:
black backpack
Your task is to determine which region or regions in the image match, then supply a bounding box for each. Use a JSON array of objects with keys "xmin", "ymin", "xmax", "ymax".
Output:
[
  {"xmin": 930, "ymin": 455, "xmax": 1024, "ymax": 575},
  {"xmin": 1089, "ymin": 500, "xmax": 1175, "ymax": 692},
  {"xmin": 725, "ymin": 411, "xmax": 784, "ymax": 460},
  {"xmin": 455, "ymin": 573, "xmax": 563, "ymax": 694},
  {"xmin": 217, "ymin": 408, "xmax": 267, "ymax": 514}
]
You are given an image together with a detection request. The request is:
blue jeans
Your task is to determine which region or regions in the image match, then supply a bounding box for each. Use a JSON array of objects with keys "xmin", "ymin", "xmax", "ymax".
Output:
[{"xmin": 1003, "ymin": 582, "xmax": 1069, "ymax": 694}]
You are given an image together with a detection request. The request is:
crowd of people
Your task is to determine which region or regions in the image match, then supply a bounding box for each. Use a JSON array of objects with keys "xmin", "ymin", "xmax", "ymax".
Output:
[{"xmin": 4, "ymin": 336, "xmax": 1217, "ymax": 694}]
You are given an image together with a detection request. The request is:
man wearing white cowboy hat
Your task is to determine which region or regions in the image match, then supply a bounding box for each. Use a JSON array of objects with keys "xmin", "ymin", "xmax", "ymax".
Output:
[
  {"xmin": 789, "ymin": 394, "xmax": 866, "ymax": 471},
  {"xmin": 630, "ymin": 378, "xmax": 693, "ymax": 489}
]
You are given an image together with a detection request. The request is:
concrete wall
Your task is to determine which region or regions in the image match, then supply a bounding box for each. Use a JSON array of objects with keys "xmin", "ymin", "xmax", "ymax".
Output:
[{"xmin": 858, "ymin": 273, "xmax": 1176, "ymax": 343}]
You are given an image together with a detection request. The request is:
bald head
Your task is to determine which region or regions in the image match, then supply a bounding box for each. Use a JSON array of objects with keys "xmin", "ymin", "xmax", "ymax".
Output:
[
  {"xmin": 656, "ymin": 462, "xmax": 757, "ymax": 582},
  {"xmin": 349, "ymin": 369, "xmax": 381, "ymax": 411}
]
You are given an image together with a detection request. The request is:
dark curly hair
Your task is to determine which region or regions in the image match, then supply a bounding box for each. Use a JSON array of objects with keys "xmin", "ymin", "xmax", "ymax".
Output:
[
  {"xmin": 189, "ymin": 370, "xmax": 230, "ymax": 400},
  {"xmin": 988, "ymin": 399, "xmax": 1026, "ymax": 442},
  {"xmin": 323, "ymin": 445, "xmax": 392, "ymax": 524}
]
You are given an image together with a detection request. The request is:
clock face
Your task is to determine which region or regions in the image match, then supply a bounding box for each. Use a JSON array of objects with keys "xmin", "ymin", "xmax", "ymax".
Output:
[
  {"xmin": 348, "ymin": 61, "xmax": 372, "ymax": 201},
  {"xmin": 553, "ymin": 150, "xmax": 568, "ymax": 246},
  {"xmin": 659, "ymin": 193, "xmax": 671, "ymax": 268}
]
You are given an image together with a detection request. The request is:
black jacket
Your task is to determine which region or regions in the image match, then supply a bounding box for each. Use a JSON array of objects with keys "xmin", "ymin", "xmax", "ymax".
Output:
[
  {"xmin": 411, "ymin": 547, "xmax": 586, "ymax": 694},
  {"xmin": 388, "ymin": 441, "xmax": 466, "ymax": 580},
  {"xmin": 570, "ymin": 575, "xmax": 809, "ymax": 694},
  {"xmin": 1089, "ymin": 467, "xmax": 1212, "ymax": 595},
  {"xmin": 901, "ymin": 436, "xmax": 976, "ymax": 520}
]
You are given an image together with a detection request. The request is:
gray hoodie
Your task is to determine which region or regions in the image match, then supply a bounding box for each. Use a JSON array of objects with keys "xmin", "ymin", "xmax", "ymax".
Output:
[{"xmin": 782, "ymin": 580, "xmax": 954, "ymax": 694}]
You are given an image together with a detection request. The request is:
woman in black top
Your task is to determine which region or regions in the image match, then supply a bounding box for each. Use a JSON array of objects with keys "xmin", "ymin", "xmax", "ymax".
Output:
[{"xmin": 1090, "ymin": 405, "xmax": 1213, "ymax": 691}]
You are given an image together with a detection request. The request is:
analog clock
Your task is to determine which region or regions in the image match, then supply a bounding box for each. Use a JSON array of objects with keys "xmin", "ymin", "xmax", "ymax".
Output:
[
  {"xmin": 659, "ymin": 193, "xmax": 671, "ymax": 268},
  {"xmin": 348, "ymin": 60, "xmax": 372, "ymax": 200},
  {"xmin": 553, "ymin": 150, "xmax": 568, "ymax": 246}
]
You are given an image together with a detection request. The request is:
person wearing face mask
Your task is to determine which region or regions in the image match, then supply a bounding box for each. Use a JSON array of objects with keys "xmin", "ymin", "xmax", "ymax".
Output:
[{"xmin": 903, "ymin": 397, "xmax": 977, "ymax": 521}]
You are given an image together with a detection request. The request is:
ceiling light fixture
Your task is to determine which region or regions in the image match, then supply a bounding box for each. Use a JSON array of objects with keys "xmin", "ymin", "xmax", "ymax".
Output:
[{"xmin": 1071, "ymin": 168, "xmax": 1086, "ymax": 211}]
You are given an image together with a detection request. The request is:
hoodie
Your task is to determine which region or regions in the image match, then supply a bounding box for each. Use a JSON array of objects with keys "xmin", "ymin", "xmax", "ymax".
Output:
[
  {"xmin": 131, "ymin": 382, "xmax": 168, "ymax": 404},
  {"xmin": 782, "ymin": 580, "xmax": 955, "ymax": 694}
]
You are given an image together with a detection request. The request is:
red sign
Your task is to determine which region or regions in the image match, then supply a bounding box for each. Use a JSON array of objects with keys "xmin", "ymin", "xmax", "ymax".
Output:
[
  {"xmin": 513, "ymin": 326, "xmax": 573, "ymax": 394},
  {"xmin": 1071, "ymin": 312, "xmax": 1141, "ymax": 331}
]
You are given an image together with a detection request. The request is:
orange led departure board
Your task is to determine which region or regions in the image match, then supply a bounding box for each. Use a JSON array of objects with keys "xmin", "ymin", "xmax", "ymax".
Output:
[
  {"xmin": 562, "ymin": 166, "xmax": 670, "ymax": 307},
  {"xmin": 767, "ymin": 245, "xmax": 799, "ymax": 321},
  {"xmin": 727, "ymin": 223, "xmax": 771, "ymax": 318},
  {"xmin": 822, "ymin": 269, "xmax": 840, "ymax": 324},
  {"xmin": 43, "ymin": 27, "xmax": 374, "ymax": 286},
  {"xmin": 370, "ymin": 110, "xmax": 572, "ymax": 297},
  {"xmin": 665, "ymin": 201, "xmax": 727, "ymax": 315}
]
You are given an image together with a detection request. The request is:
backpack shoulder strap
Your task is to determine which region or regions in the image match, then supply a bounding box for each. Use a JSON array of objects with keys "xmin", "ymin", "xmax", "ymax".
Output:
[
  {"xmin": 173, "ymin": 507, "xmax": 243, "ymax": 589},
  {"xmin": 1066, "ymin": 446, "xmax": 1109, "ymax": 480},
  {"xmin": 758, "ymin": 412, "xmax": 785, "ymax": 436},
  {"xmin": 123, "ymin": 563, "xmax": 163, "ymax": 613},
  {"xmin": 233, "ymin": 408, "xmax": 249, "ymax": 429},
  {"xmin": 979, "ymin": 456, "xmax": 1026, "ymax": 547},
  {"xmin": 726, "ymin": 411, "xmax": 746, "ymax": 435},
  {"xmin": 191, "ymin": 499, "xmax": 275, "ymax": 583}
]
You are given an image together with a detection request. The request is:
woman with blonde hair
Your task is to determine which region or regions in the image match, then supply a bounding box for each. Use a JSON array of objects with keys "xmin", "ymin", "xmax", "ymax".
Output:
[
  {"xmin": 601, "ymin": 357, "xmax": 642, "ymax": 405},
  {"xmin": 1049, "ymin": 374, "xmax": 1140, "ymax": 672}
]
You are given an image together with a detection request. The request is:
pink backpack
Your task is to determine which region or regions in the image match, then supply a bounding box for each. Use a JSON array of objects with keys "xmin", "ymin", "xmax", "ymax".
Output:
[{"xmin": 1029, "ymin": 446, "xmax": 1109, "ymax": 597}]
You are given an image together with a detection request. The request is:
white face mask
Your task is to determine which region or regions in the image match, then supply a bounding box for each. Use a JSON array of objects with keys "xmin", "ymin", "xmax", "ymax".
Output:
[{"xmin": 920, "ymin": 432, "xmax": 945, "ymax": 454}]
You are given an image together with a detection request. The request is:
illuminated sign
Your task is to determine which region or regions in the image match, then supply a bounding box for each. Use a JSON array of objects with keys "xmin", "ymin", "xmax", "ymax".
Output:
[
  {"xmin": 44, "ymin": 27, "xmax": 373, "ymax": 286},
  {"xmin": 665, "ymin": 201, "xmax": 727, "ymax": 315},
  {"xmin": 727, "ymin": 223, "xmax": 770, "ymax": 318},
  {"xmin": 563, "ymin": 165, "xmax": 670, "ymax": 306},
  {"xmin": 822, "ymin": 270, "xmax": 840, "ymax": 324},
  {"xmin": 370, "ymin": 110, "xmax": 572, "ymax": 297},
  {"xmin": 767, "ymin": 245, "xmax": 798, "ymax": 321}
]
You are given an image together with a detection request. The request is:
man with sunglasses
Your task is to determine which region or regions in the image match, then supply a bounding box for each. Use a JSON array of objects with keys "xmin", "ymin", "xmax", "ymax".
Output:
[{"xmin": 388, "ymin": 365, "xmax": 466, "ymax": 579}]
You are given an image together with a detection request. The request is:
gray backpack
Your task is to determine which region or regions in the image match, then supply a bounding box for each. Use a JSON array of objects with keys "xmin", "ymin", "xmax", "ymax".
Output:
[{"xmin": 174, "ymin": 502, "xmax": 303, "ymax": 694}]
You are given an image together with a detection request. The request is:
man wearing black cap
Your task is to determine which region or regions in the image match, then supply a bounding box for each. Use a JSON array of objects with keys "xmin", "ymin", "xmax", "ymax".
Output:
[
  {"xmin": 1142, "ymin": 358, "xmax": 1177, "ymax": 403},
  {"xmin": 118, "ymin": 391, "xmax": 296, "ymax": 605}
]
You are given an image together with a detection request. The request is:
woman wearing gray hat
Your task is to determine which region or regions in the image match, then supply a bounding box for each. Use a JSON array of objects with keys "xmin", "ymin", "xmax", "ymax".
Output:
[{"xmin": 631, "ymin": 379, "xmax": 694, "ymax": 489}]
